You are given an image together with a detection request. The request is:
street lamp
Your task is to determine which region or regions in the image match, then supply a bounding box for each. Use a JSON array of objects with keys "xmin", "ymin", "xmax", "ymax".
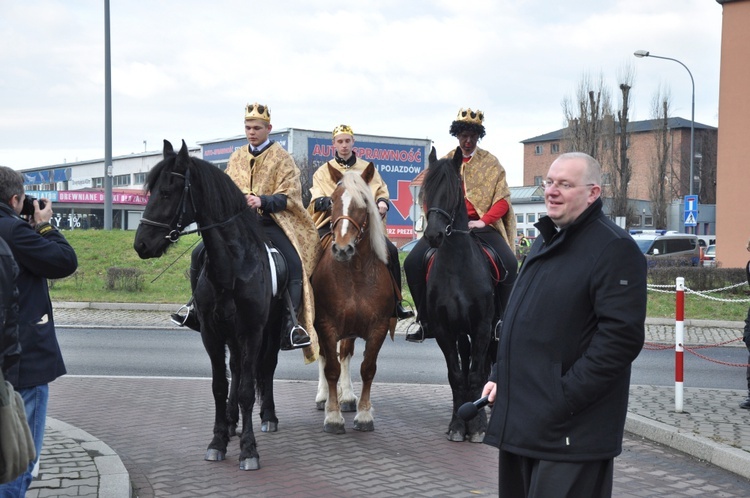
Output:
[{"xmin": 634, "ymin": 50, "xmax": 695, "ymax": 199}]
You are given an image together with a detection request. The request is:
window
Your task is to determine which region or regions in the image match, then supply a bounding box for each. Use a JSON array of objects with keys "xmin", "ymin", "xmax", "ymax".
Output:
[
  {"xmin": 527, "ymin": 213, "xmax": 536, "ymax": 223},
  {"xmin": 551, "ymin": 143, "xmax": 560, "ymax": 154},
  {"xmin": 534, "ymin": 145, "xmax": 543, "ymax": 155},
  {"xmin": 516, "ymin": 229, "xmax": 524, "ymax": 237},
  {"xmin": 644, "ymin": 215, "xmax": 653, "ymax": 227},
  {"xmin": 534, "ymin": 176, "xmax": 543, "ymax": 186},
  {"xmin": 516, "ymin": 214, "xmax": 524, "ymax": 224},
  {"xmin": 134, "ymin": 172, "xmax": 147, "ymax": 185},
  {"xmin": 113, "ymin": 174, "xmax": 131, "ymax": 187},
  {"xmin": 526, "ymin": 228, "xmax": 536, "ymax": 237},
  {"xmin": 538, "ymin": 212, "xmax": 546, "ymax": 219},
  {"xmin": 92, "ymin": 177, "xmax": 104, "ymax": 188}
]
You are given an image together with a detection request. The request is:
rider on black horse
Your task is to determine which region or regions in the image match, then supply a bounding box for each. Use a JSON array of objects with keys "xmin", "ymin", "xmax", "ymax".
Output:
[
  {"xmin": 403, "ymin": 107, "xmax": 518, "ymax": 342},
  {"xmin": 172, "ymin": 102, "xmax": 320, "ymax": 353}
]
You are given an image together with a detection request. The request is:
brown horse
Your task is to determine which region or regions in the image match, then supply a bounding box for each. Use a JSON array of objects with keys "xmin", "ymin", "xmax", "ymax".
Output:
[{"xmin": 311, "ymin": 162, "xmax": 396, "ymax": 433}]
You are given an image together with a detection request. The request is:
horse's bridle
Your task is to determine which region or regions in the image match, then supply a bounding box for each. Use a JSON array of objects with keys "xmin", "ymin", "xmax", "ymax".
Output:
[
  {"xmin": 139, "ymin": 169, "xmax": 245, "ymax": 242},
  {"xmin": 427, "ymin": 206, "xmax": 471, "ymax": 236},
  {"xmin": 330, "ymin": 214, "xmax": 368, "ymax": 246}
]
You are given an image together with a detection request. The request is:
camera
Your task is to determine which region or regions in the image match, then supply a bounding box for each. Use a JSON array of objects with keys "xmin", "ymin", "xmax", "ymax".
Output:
[{"xmin": 20, "ymin": 195, "xmax": 47, "ymax": 216}]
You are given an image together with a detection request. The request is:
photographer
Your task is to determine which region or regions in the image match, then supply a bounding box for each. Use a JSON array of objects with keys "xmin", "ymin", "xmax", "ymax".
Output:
[{"xmin": 0, "ymin": 166, "xmax": 78, "ymax": 496}]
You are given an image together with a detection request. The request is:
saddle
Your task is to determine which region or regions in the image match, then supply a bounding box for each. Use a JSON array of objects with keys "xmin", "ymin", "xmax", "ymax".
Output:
[
  {"xmin": 423, "ymin": 236, "xmax": 504, "ymax": 284},
  {"xmin": 264, "ymin": 243, "xmax": 288, "ymax": 298}
]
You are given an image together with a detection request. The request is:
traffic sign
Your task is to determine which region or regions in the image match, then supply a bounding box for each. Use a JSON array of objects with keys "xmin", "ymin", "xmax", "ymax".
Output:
[{"xmin": 684, "ymin": 195, "xmax": 698, "ymax": 227}]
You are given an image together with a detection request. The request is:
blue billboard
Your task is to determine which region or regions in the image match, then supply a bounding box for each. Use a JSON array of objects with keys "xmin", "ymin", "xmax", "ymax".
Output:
[{"xmin": 308, "ymin": 138, "xmax": 425, "ymax": 237}]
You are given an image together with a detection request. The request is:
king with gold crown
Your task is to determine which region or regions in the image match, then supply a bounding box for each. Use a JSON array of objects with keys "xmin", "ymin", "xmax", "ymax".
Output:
[{"xmin": 404, "ymin": 106, "xmax": 518, "ymax": 343}]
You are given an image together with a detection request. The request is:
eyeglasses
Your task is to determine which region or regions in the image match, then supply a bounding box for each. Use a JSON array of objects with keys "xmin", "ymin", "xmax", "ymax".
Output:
[{"xmin": 541, "ymin": 179, "xmax": 595, "ymax": 190}]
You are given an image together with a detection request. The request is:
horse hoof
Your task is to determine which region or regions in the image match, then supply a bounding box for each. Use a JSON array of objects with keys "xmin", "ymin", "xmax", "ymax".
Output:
[
  {"xmin": 261, "ymin": 421, "xmax": 278, "ymax": 433},
  {"xmin": 340, "ymin": 401, "xmax": 357, "ymax": 412},
  {"xmin": 324, "ymin": 423, "xmax": 346, "ymax": 434},
  {"xmin": 239, "ymin": 457, "xmax": 260, "ymax": 471},
  {"xmin": 205, "ymin": 449, "xmax": 226, "ymax": 461},
  {"xmin": 353, "ymin": 420, "xmax": 374, "ymax": 432},
  {"xmin": 467, "ymin": 432, "xmax": 485, "ymax": 443},
  {"xmin": 446, "ymin": 431, "xmax": 466, "ymax": 442},
  {"xmin": 316, "ymin": 400, "xmax": 326, "ymax": 410}
]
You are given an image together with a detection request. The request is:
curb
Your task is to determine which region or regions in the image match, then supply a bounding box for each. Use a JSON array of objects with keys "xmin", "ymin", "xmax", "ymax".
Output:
[
  {"xmin": 625, "ymin": 412, "xmax": 750, "ymax": 481},
  {"xmin": 40, "ymin": 418, "xmax": 131, "ymax": 498}
]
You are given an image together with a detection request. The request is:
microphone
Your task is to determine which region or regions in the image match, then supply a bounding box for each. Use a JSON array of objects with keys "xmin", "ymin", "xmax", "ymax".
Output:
[{"xmin": 457, "ymin": 396, "xmax": 490, "ymax": 421}]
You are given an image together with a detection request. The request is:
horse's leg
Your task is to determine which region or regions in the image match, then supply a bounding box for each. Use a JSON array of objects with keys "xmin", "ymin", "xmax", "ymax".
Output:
[
  {"xmin": 258, "ymin": 313, "xmax": 280, "ymax": 433},
  {"xmin": 237, "ymin": 333, "xmax": 263, "ymax": 470},
  {"xmin": 226, "ymin": 339, "xmax": 240, "ymax": 437},
  {"xmin": 319, "ymin": 328, "xmax": 345, "ymax": 434},
  {"xmin": 466, "ymin": 319, "xmax": 493, "ymax": 443},
  {"xmin": 338, "ymin": 338, "xmax": 357, "ymax": 413},
  {"xmin": 315, "ymin": 354, "xmax": 329, "ymax": 410},
  {"xmin": 435, "ymin": 329, "xmax": 469, "ymax": 442},
  {"xmin": 202, "ymin": 329, "xmax": 231, "ymax": 462},
  {"xmin": 353, "ymin": 326, "xmax": 387, "ymax": 432}
]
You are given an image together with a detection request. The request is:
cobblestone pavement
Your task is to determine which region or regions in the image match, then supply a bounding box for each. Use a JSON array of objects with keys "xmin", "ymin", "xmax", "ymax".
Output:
[{"xmin": 23, "ymin": 304, "xmax": 750, "ymax": 496}]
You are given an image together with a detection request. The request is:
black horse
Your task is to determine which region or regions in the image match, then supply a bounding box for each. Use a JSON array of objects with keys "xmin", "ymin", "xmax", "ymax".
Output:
[
  {"xmin": 133, "ymin": 140, "xmax": 280, "ymax": 470},
  {"xmin": 422, "ymin": 147, "xmax": 498, "ymax": 442}
]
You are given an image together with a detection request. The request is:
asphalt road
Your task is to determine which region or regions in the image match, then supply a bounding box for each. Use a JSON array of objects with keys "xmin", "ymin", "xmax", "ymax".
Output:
[{"xmin": 56, "ymin": 327, "xmax": 749, "ymax": 389}]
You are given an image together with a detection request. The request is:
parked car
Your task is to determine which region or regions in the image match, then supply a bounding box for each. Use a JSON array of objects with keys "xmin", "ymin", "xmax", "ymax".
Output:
[
  {"xmin": 629, "ymin": 230, "xmax": 701, "ymax": 266},
  {"xmin": 399, "ymin": 239, "xmax": 419, "ymax": 253},
  {"xmin": 702, "ymin": 244, "xmax": 716, "ymax": 267}
]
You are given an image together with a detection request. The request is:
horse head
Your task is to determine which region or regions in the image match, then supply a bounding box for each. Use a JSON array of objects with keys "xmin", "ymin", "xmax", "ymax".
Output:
[
  {"xmin": 134, "ymin": 140, "xmax": 197, "ymax": 259},
  {"xmin": 327, "ymin": 162, "xmax": 387, "ymax": 264},
  {"xmin": 423, "ymin": 147, "xmax": 466, "ymax": 249}
]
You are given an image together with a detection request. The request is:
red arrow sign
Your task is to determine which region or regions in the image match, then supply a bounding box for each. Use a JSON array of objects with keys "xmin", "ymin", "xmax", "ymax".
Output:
[{"xmin": 390, "ymin": 180, "xmax": 413, "ymax": 221}]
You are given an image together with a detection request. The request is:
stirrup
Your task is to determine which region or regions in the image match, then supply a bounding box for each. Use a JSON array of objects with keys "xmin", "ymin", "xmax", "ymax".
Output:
[
  {"xmin": 493, "ymin": 319, "xmax": 502, "ymax": 341},
  {"xmin": 170, "ymin": 304, "xmax": 192, "ymax": 327},
  {"xmin": 288, "ymin": 324, "xmax": 311, "ymax": 348},
  {"xmin": 396, "ymin": 300, "xmax": 415, "ymax": 320},
  {"xmin": 405, "ymin": 321, "xmax": 426, "ymax": 343}
]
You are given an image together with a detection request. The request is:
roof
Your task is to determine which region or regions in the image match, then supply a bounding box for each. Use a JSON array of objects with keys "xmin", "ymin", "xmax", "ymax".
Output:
[{"xmin": 521, "ymin": 117, "xmax": 717, "ymax": 144}]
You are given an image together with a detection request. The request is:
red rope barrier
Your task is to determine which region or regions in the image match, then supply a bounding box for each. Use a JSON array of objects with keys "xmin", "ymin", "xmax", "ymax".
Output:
[{"xmin": 683, "ymin": 345, "xmax": 750, "ymax": 368}]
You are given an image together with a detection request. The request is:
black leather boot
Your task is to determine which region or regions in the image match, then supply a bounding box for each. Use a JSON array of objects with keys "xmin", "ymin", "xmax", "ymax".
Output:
[
  {"xmin": 280, "ymin": 280, "xmax": 311, "ymax": 351},
  {"xmin": 740, "ymin": 392, "xmax": 750, "ymax": 409},
  {"xmin": 396, "ymin": 302, "xmax": 415, "ymax": 320},
  {"xmin": 170, "ymin": 304, "xmax": 200, "ymax": 332}
]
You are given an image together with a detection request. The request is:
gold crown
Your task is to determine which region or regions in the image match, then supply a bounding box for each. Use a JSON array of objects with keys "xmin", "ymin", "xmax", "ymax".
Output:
[
  {"xmin": 332, "ymin": 124, "xmax": 354, "ymax": 138},
  {"xmin": 245, "ymin": 102, "xmax": 271, "ymax": 122},
  {"xmin": 455, "ymin": 107, "xmax": 484, "ymax": 125}
]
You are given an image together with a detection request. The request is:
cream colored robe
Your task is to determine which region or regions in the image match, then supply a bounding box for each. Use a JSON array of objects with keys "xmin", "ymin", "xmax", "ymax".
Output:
[
  {"xmin": 308, "ymin": 157, "xmax": 390, "ymax": 229},
  {"xmin": 445, "ymin": 147, "xmax": 516, "ymax": 251}
]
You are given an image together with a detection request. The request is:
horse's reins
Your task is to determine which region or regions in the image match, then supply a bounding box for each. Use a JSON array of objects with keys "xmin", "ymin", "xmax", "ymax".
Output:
[{"xmin": 139, "ymin": 169, "xmax": 247, "ymax": 243}]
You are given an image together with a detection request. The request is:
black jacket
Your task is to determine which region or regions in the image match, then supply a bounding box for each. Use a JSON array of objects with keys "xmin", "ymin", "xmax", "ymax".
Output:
[
  {"xmin": 0, "ymin": 203, "xmax": 77, "ymax": 388},
  {"xmin": 484, "ymin": 198, "xmax": 646, "ymax": 461},
  {"xmin": 0, "ymin": 236, "xmax": 19, "ymax": 373}
]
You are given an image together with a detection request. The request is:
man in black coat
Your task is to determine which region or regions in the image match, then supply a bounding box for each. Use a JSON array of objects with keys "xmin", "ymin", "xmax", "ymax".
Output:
[
  {"xmin": 482, "ymin": 153, "xmax": 646, "ymax": 497},
  {"xmin": 0, "ymin": 236, "xmax": 19, "ymax": 374},
  {"xmin": 0, "ymin": 166, "xmax": 78, "ymax": 496}
]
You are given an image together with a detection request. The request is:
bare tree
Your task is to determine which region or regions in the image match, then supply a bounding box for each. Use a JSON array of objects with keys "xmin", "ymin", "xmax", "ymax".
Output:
[
  {"xmin": 605, "ymin": 65, "xmax": 635, "ymax": 221},
  {"xmin": 561, "ymin": 72, "xmax": 612, "ymax": 159},
  {"xmin": 648, "ymin": 86, "xmax": 672, "ymax": 229}
]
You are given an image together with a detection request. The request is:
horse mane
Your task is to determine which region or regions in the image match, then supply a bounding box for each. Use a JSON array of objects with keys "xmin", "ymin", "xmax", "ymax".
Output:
[
  {"xmin": 340, "ymin": 171, "xmax": 388, "ymax": 265},
  {"xmin": 145, "ymin": 149, "xmax": 247, "ymax": 221},
  {"xmin": 423, "ymin": 155, "xmax": 463, "ymax": 214}
]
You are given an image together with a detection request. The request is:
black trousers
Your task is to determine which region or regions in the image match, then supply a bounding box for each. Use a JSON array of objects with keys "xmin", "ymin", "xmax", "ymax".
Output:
[
  {"xmin": 404, "ymin": 227, "xmax": 517, "ymax": 323},
  {"xmin": 499, "ymin": 450, "xmax": 614, "ymax": 498}
]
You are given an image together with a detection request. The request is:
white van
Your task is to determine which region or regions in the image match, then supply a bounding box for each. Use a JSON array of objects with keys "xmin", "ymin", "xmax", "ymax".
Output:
[{"xmin": 629, "ymin": 230, "xmax": 701, "ymax": 266}]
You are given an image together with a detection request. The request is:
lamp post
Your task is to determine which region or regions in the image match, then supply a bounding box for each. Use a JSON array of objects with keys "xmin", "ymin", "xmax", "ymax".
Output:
[{"xmin": 633, "ymin": 50, "xmax": 695, "ymax": 200}]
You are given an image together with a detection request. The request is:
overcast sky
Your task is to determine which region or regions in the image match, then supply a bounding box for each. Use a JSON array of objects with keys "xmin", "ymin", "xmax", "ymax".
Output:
[{"xmin": 0, "ymin": 0, "xmax": 723, "ymax": 186}]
